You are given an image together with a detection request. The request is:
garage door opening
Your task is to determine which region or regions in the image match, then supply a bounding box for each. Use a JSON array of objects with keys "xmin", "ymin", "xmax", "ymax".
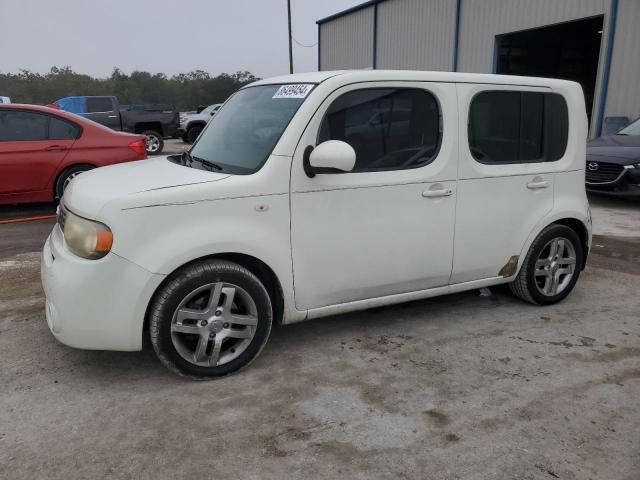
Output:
[{"xmin": 496, "ymin": 16, "xmax": 604, "ymax": 123}]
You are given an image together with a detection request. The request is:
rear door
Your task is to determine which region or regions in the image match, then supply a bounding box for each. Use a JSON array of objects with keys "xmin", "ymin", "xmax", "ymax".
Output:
[
  {"xmin": 84, "ymin": 97, "xmax": 120, "ymax": 130},
  {"xmin": 0, "ymin": 110, "xmax": 78, "ymax": 195},
  {"xmin": 451, "ymin": 84, "xmax": 569, "ymax": 283}
]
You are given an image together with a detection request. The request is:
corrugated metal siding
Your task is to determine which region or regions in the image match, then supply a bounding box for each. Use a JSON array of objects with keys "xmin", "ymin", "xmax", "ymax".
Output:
[
  {"xmin": 603, "ymin": 0, "xmax": 640, "ymax": 122},
  {"xmin": 319, "ymin": 6, "xmax": 374, "ymax": 70},
  {"xmin": 376, "ymin": 0, "xmax": 456, "ymax": 70},
  {"xmin": 456, "ymin": 0, "xmax": 608, "ymax": 74}
]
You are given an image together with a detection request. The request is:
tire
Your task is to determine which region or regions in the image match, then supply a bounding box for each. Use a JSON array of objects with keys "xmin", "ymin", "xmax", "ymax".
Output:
[
  {"xmin": 149, "ymin": 260, "xmax": 273, "ymax": 378},
  {"xmin": 142, "ymin": 130, "xmax": 164, "ymax": 155},
  {"xmin": 55, "ymin": 165, "xmax": 94, "ymax": 199},
  {"xmin": 181, "ymin": 133, "xmax": 189, "ymax": 143},
  {"xmin": 509, "ymin": 224, "xmax": 583, "ymax": 305},
  {"xmin": 185, "ymin": 125, "xmax": 204, "ymax": 144}
]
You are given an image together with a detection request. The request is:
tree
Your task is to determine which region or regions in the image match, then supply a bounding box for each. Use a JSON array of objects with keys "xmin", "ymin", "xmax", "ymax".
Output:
[{"xmin": 0, "ymin": 67, "xmax": 260, "ymax": 110}]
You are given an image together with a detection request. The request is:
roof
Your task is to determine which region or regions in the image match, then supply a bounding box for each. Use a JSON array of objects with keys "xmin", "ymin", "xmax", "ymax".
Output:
[
  {"xmin": 317, "ymin": 0, "xmax": 386, "ymax": 25},
  {"xmin": 247, "ymin": 70, "xmax": 580, "ymax": 89},
  {"xmin": 248, "ymin": 71, "xmax": 348, "ymax": 86}
]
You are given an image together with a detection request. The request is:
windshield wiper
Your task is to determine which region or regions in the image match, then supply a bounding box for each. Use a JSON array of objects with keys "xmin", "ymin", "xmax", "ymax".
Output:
[
  {"xmin": 193, "ymin": 156, "xmax": 223, "ymax": 171},
  {"xmin": 181, "ymin": 151, "xmax": 223, "ymax": 171}
]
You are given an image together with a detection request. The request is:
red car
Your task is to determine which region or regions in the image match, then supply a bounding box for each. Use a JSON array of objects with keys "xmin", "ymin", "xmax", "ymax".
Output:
[{"xmin": 0, "ymin": 104, "xmax": 147, "ymax": 205}]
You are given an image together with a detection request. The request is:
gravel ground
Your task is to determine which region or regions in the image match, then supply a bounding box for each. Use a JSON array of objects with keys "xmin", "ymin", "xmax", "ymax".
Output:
[{"xmin": 0, "ymin": 195, "xmax": 638, "ymax": 480}]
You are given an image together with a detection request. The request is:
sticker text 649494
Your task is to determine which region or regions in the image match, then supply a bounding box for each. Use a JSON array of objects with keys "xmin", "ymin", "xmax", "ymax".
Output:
[{"xmin": 272, "ymin": 84, "xmax": 314, "ymax": 99}]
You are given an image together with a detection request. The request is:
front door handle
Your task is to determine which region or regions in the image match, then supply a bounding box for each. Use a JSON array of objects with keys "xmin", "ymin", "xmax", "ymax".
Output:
[
  {"xmin": 45, "ymin": 145, "xmax": 68, "ymax": 151},
  {"xmin": 422, "ymin": 188, "xmax": 453, "ymax": 198},
  {"xmin": 526, "ymin": 180, "xmax": 550, "ymax": 189}
]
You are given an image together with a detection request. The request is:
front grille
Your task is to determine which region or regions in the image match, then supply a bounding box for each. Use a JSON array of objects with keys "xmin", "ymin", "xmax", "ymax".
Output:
[
  {"xmin": 585, "ymin": 161, "xmax": 624, "ymax": 184},
  {"xmin": 57, "ymin": 203, "xmax": 68, "ymax": 231}
]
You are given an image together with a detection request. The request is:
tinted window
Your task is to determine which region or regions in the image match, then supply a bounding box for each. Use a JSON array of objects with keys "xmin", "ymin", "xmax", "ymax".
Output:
[
  {"xmin": 0, "ymin": 111, "xmax": 49, "ymax": 141},
  {"xmin": 49, "ymin": 116, "xmax": 80, "ymax": 140},
  {"xmin": 318, "ymin": 88, "xmax": 441, "ymax": 172},
  {"xmin": 86, "ymin": 97, "xmax": 113, "ymax": 113},
  {"xmin": 469, "ymin": 91, "xmax": 568, "ymax": 164}
]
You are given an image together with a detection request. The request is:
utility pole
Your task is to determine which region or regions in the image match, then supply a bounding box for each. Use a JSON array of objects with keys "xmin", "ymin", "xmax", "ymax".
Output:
[{"xmin": 287, "ymin": 0, "xmax": 293, "ymax": 74}]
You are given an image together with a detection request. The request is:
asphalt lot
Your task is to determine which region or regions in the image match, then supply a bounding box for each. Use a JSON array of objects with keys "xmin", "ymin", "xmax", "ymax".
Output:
[{"xmin": 0, "ymin": 180, "xmax": 639, "ymax": 478}]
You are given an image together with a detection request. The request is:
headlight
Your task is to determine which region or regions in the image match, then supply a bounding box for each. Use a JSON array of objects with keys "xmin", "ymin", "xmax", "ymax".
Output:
[{"xmin": 63, "ymin": 210, "xmax": 113, "ymax": 259}]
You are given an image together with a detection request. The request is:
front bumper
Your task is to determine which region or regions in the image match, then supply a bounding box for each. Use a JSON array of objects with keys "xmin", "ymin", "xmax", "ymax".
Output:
[
  {"xmin": 586, "ymin": 165, "xmax": 640, "ymax": 198},
  {"xmin": 41, "ymin": 225, "xmax": 165, "ymax": 351}
]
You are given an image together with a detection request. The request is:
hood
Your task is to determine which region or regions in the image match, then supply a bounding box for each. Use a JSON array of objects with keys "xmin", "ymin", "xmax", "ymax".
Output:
[
  {"xmin": 63, "ymin": 156, "xmax": 230, "ymax": 218},
  {"xmin": 586, "ymin": 134, "xmax": 640, "ymax": 165}
]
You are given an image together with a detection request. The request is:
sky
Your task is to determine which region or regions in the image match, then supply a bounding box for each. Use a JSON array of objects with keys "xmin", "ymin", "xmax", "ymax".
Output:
[{"xmin": 0, "ymin": 0, "xmax": 362, "ymax": 79}]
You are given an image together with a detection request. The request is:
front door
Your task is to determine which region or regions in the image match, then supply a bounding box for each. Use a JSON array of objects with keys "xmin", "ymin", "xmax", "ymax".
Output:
[{"xmin": 290, "ymin": 82, "xmax": 458, "ymax": 311}]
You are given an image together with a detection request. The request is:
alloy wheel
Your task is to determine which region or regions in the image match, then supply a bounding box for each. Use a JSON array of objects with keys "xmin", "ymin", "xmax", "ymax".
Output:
[
  {"xmin": 534, "ymin": 237, "xmax": 577, "ymax": 296},
  {"xmin": 146, "ymin": 134, "xmax": 160, "ymax": 153},
  {"xmin": 170, "ymin": 282, "xmax": 258, "ymax": 367}
]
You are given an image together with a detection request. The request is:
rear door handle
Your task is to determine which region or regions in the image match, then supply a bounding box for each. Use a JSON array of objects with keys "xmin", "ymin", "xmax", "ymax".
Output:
[
  {"xmin": 45, "ymin": 145, "xmax": 68, "ymax": 151},
  {"xmin": 108, "ymin": 115, "xmax": 118, "ymax": 118},
  {"xmin": 422, "ymin": 188, "xmax": 453, "ymax": 198},
  {"xmin": 526, "ymin": 180, "xmax": 550, "ymax": 189}
]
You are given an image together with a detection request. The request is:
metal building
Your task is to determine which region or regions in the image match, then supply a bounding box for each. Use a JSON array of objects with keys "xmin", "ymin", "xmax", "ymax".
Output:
[{"xmin": 317, "ymin": 0, "xmax": 640, "ymax": 138}]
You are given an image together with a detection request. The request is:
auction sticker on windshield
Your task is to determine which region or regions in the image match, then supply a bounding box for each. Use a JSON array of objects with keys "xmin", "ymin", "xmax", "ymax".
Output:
[{"xmin": 273, "ymin": 84, "xmax": 314, "ymax": 99}]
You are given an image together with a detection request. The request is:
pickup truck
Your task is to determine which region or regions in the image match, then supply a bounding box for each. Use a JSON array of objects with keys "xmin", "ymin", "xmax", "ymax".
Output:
[
  {"xmin": 179, "ymin": 103, "xmax": 222, "ymax": 143},
  {"xmin": 51, "ymin": 96, "xmax": 180, "ymax": 154}
]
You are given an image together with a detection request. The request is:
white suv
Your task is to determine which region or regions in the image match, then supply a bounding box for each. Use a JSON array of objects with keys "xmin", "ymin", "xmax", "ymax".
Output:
[{"xmin": 41, "ymin": 71, "xmax": 591, "ymax": 378}]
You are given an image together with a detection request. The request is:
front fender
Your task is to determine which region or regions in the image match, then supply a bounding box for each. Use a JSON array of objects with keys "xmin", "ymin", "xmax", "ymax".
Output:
[{"xmin": 106, "ymin": 193, "xmax": 300, "ymax": 322}]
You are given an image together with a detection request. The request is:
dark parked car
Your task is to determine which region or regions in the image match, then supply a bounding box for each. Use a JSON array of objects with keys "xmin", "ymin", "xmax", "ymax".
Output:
[
  {"xmin": 586, "ymin": 118, "xmax": 640, "ymax": 198},
  {"xmin": 50, "ymin": 96, "xmax": 179, "ymax": 155}
]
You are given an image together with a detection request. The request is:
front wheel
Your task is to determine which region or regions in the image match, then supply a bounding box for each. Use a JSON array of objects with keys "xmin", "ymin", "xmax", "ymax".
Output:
[
  {"xmin": 142, "ymin": 130, "xmax": 164, "ymax": 155},
  {"xmin": 185, "ymin": 125, "xmax": 204, "ymax": 144},
  {"xmin": 510, "ymin": 224, "xmax": 583, "ymax": 305},
  {"xmin": 149, "ymin": 260, "xmax": 273, "ymax": 378}
]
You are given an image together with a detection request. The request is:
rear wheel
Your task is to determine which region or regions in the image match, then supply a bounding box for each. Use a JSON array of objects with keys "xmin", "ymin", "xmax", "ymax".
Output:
[
  {"xmin": 149, "ymin": 260, "xmax": 273, "ymax": 378},
  {"xmin": 55, "ymin": 165, "xmax": 94, "ymax": 199},
  {"xmin": 185, "ymin": 125, "xmax": 204, "ymax": 144},
  {"xmin": 510, "ymin": 224, "xmax": 583, "ymax": 305},
  {"xmin": 142, "ymin": 130, "xmax": 164, "ymax": 155}
]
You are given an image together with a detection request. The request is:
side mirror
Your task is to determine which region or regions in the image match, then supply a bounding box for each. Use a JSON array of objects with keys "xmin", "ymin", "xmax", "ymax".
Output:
[{"xmin": 303, "ymin": 140, "xmax": 356, "ymax": 178}]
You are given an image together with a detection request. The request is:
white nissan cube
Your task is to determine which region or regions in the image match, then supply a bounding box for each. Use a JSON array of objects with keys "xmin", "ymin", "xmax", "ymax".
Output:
[{"xmin": 41, "ymin": 71, "xmax": 591, "ymax": 378}]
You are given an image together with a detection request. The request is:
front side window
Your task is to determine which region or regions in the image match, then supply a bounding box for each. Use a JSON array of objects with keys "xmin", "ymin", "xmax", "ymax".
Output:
[
  {"xmin": 86, "ymin": 97, "xmax": 113, "ymax": 113},
  {"xmin": 318, "ymin": 88, "xmax": 441, "ymax": 172},
  {"xmin": 469, "ymin": 91, "xmax": 568, "ymax": 164},
  {"xmin": 187, "ymin": 84, "xmax": 311, "ymax": 174}
]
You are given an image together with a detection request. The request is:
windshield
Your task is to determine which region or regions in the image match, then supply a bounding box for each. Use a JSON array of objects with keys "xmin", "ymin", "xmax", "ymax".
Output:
[
  {"xmin": 618, "ymin": 118, "xmax": 640, "ymax": 136},
  {"xmin": 188, "ymin": 84, "xmax": 313, "ymax": 174}
]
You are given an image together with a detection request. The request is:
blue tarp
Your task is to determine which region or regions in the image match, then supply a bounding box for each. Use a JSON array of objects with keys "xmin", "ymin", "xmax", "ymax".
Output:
[{"xmin": 57, "ymin": 96, "xmax": 86, "ymax": 114}]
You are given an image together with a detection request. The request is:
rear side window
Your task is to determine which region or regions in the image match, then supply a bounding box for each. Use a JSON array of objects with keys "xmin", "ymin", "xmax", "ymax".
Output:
[
  {"xmin": 49, "ymin": 116, "xmax": 81, "ymax": 140},
  {"xmin": 318, "ymin": 88, "xmax": 441, "ymax": 172},
  {"xmin": 468, "ymin": 91, "xmax": 568, "ymax": 164},
  {"xmin": 86, "ymin": 97, "xmax": 113, "ymax": 113},
  {"xmin": 0, "ymin": 110, "xmax": 49, "ymax": 141}
]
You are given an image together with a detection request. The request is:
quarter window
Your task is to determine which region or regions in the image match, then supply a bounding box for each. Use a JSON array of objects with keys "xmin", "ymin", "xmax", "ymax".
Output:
[
  {"xmin": 318, "ymin": 88, "xmax": 441, "ymax": 172},
  {"xmin": 468, "ymin": 91, "xmax": 568, "ymax": 164},
  {"xmin": 49, "ymin": 116, "xmax": 81, "ymax": 140}
]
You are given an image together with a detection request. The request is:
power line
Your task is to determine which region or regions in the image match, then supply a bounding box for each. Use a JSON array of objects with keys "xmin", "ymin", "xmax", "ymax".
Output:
[{"xmin": 292, "ymin": 36, "xmax": 318, "ymax": 48}]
